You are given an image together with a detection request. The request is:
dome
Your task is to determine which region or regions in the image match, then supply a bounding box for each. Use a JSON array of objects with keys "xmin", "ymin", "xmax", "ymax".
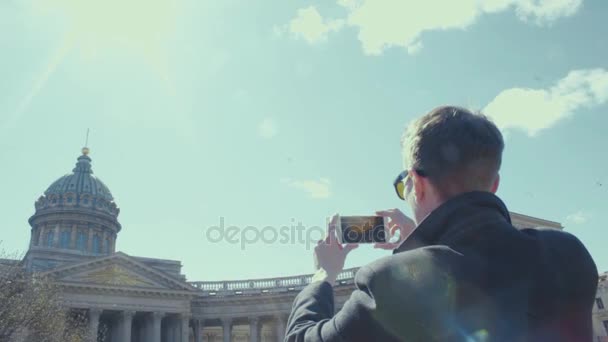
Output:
[
  {"xmin": 33, "ymin": 147, "xmax": 120, "ymax": 217},
  {"xmin": 27, "ymin": 147, "xmax": 121, "ymax": 263},
  {"xmin": 45, "ymin": 149, "xmax": 114, "ymax": 202}
]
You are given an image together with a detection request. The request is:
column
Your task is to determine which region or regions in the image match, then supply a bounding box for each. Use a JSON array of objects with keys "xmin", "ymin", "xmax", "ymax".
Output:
[
  {"xmin": 222, "ymin": 318, "xmax": 232, "ymax": 342},
  {"xmin": 152, "ymin": 312, "xmax": 163, "ymax": 342},
  {"xmin": 121, "ymin": 310, "xmax": 135, "ymax": 342},
  {"xmin": 53, "ymin": 224, "xmax": 60, "ymax": 247},
  {"xmin": 275, "ymin": 315, "xmax": 286, "ymax": 342},
  {"xmin": 111, "ymin": 233, "xmax": 116, "ymax": 253},
  {"xmin": 112, "ymin": 320, "xmax": 120, "ymax": 342},
  {"xmin": 181, "ymin": 314, "xmax": 190, "ymax": 342},
  {"xmin": 88, "ymin": 308, "xmax": 102, "ymax": 342},
  {"xmin": 194, "ymin": 319, "xmax": 204, "ymax": 342},
  {"xmin": 37, "ymin": 225, "xmax": 44, "ymax": 246},
  {"xmin": 70, "ymin": 224, "xmax": 78, "ymax": 249},
  {"xmin": 38, "ymin": 225, "xmax": 46, "ymax": 246},
  {"xmin": 249, "ymin": 317, "xmax": 259, "ymax": 342},
  {"xmin": 101, "ymin": 230, "xmax": 107, "ymax": 253},
  {"xmin": 168, "ymin": 318, "xmax": 177, "ymax": 342},
  {"xmin": 87, "ymin": 228, "xmax": 94, "ymax": 251},
  {"xmin": 166, "ymin": 320, "xmax": 172, "ymax": 342},
  {"xmin": 163, "ymin": 321, "xmax": 171, "ymax": 342}
]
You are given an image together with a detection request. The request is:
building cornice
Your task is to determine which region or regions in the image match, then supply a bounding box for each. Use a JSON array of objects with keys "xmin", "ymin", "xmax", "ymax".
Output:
[
  {"xmin": 510, "ymin": 211, "xmax": 563, "ymax": 229},
  {"xmin": 58, "ymin": 281, "xmax": 198, "ymax": 298}
]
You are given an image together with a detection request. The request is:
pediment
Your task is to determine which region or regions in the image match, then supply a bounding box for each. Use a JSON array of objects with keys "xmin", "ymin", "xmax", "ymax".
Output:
[
  {"xmin": 64, "ymin": 263, "xmax": 162, "ymax": 288},
  {"xmin": 42, "ymin": 252, "xmax": 197, "ymax": 293}
]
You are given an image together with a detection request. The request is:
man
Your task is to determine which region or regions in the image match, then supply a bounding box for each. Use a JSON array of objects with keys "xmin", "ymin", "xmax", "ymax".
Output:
[{"xmin": 285, "ymin": 106, "xmax": 598, "ymax": 341}]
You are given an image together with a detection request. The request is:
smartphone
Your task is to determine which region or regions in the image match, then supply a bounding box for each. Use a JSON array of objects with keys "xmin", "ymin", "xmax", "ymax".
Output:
[{"xmin": 336, "ymin": 215, "xmax": 387, "ymax": 244}]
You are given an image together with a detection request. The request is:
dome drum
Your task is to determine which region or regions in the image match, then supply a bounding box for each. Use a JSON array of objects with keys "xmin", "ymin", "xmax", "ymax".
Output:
[{"xmin": 29, "ymin": 211, "xmax": 121, "ymax": 234}]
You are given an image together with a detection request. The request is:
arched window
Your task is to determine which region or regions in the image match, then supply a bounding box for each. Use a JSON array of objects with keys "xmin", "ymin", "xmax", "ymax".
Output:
[
  {"xmin": 76, "ymin": 232, "xmax": 87, "ymax": 251},
  {"xmin": 46, "ymin": 231, "xmax": 54, "ymax": 247},
  {"xmin": 92, "ymin": 235, "xmax": 101, "ymax": 254},
  {"xmin": 60, "ymin": 230, "xmax": 71, "ymax": 248}
]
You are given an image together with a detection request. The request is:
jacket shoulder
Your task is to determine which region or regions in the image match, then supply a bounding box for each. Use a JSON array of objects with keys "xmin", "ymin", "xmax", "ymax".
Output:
[
  {"xmin": 521, "ymin": 228, "xmax": 598, "ymax": 300},
  {"xmin": 352, "ymin": 246, "xmax": 474, "ymax": 341},
  {"xmin": 357, "ymin": 245, "xmax": 468, "ymax": 287}
]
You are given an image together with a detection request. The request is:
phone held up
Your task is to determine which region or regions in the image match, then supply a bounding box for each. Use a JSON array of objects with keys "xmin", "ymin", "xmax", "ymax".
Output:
[{"xmin": 335, "ymin": 215, "xmax": 387, "ymax": 244}]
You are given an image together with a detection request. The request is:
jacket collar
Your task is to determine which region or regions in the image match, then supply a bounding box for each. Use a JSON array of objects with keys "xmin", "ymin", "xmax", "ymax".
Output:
[{"xmin": 393, "ymin": 191, "xmax": 511, "ymax": 254}]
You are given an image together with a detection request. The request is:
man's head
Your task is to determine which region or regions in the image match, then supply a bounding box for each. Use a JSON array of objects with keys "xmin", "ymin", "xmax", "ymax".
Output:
[{"xmin": 401, "ymin": 106, "xmax": 504, "ymax": 223}]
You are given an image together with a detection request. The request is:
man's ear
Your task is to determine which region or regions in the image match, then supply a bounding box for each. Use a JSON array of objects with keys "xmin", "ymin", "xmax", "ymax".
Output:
[
  {"xmin": 490, "ymin": 174, "xmax": 500, "ymax": 194},
  {"xmin": 412, "ymin": 171, "xmax": 426, "ymax": 202}
]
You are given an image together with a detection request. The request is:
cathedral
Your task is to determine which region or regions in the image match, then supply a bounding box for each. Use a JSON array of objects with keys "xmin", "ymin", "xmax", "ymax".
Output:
[{"xmin": 12, "ymin": 148, "xmax": 568, "ymax": 342}]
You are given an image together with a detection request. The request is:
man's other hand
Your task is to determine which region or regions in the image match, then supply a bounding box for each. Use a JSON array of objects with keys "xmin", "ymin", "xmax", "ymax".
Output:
[
  {"xmin": 374, "ymin": 208, "xmax": 416, "ymax": 251},
  {"xmin": 313, "ymin": 214, "xmax": 358, "ymax": 284}
]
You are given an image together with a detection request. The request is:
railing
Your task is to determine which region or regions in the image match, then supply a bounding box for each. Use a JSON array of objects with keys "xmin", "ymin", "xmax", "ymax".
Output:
[{"xmin": 189, "ymin": 267, "xmax": 359, "ymax": 296}]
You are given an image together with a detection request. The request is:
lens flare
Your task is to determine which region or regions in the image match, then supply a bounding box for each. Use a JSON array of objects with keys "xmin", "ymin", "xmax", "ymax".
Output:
[{"xmin": 15, "ymin": 0, "xmax": 177, "ymax": 116}]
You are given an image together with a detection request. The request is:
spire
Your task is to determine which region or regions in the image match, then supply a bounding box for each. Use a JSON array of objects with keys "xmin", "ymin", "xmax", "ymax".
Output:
[
  {"xmin": 73, "ymin": 129, "xmax": 93, "ymax": 173},
  {"xmin": 83, "ymin": 128, "xmax": 90, "ymax": 154}
]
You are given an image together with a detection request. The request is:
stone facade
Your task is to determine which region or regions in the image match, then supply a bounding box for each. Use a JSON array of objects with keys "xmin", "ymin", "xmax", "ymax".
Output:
[
  {"xmin": 593, "ymin": 272, "xmax": 608, "ymax": 341},
  {"xmin": 11, "ymin": 149, "xmax": 580, "ymax": 342}
]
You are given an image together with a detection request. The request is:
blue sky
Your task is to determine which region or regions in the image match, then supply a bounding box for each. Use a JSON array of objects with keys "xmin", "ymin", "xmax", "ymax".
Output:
[{"xmin": 1, "ymin": 0, "xmax": 606, "ymax": 281}]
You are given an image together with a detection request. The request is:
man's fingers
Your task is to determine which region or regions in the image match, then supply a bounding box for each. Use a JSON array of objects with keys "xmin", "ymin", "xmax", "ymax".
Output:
[
  {"xmin": 325, "ymin": 213, "xmax": 339, "ymax": 244},
  {"xmin": 329, "ymin": 213, "xmax": 340, "ymax": 226},
  {"xmin": 376, "ymin": 209, "xmax": 401, "ymax": 223},
  {"xmin": 376, "ymin": 209, "xmax": 396, "ymax": 216}
]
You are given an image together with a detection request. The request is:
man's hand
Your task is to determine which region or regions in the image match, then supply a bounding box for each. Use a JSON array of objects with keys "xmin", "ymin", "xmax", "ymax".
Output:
[
  {"xmin": 374, "ymin": 208, "xmax": 416, "ymax": 250},
  {"xmin": 313, "ymin": 214, "xmax": 358, "ymax": 284}
]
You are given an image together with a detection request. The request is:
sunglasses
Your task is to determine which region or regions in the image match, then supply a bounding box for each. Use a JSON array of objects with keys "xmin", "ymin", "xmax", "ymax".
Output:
[{"xmin": 393, "ymin": 169, "xmax": 427, "ymax": 200}]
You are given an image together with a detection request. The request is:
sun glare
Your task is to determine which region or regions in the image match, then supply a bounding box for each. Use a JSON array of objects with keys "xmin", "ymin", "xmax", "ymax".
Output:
[
  {"xmin": 14, "ymin": 0, "xmax": 178, "ymax": 117},
  {"xmin": 36, "ymin": 0, "xmax": 176, "ymax": 51}
]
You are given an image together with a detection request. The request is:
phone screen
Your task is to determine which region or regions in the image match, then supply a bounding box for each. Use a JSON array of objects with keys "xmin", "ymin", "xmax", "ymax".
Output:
[{"xmin": 339, "ymin": 216, "xmax": 386, "ymax": 243}]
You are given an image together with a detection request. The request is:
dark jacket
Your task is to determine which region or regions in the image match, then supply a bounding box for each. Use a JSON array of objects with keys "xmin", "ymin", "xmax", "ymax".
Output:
[{"xmin": 285, "ymin": 192, "xmax": 598, "ymax": 341}]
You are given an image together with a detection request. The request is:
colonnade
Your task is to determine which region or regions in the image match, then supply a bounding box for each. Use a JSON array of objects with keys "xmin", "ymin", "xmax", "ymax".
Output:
[
  {"xmin": 88, "ymin": 309, "xmax": 188, "ymax": 342},
  {"xmin": 212, "ymin": 315, "xmax": 286, "ymax": 342},
  {"xmin": 87, "ymin": 309, "xmax": 287, "ymax": 342}
]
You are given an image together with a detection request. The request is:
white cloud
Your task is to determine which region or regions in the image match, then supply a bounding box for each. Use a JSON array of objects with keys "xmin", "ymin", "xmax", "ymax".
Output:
[
  {"xmin": 566, "ymin": 210, "xmax": 589, "ymax": 225},
  {"xmin": 258, "ymin": 118, "xmax": 278, "ymax": 139},
  {"xmin": 407, "ymin": 40, "xmax": 423, "ymax": 55},
  {"xmin": 484, "ymin": 0, "xmax": 582, "ymax": 23},
  {"xmin": 282, "ymin": 178, "xmax": 331, "ymax": 199},
  {"xmin": 337, "ymin": 0, "xmax": 360, "ymax": 10},
  {"xmin": 484, "ymin": 68, "xmax": 608, "ymax": 136},
  {"xmin": 289, "ymin": 6, "xmax": 344, "ymax": 44},
  {"xmin": 343, "ymin": 0, "xmax": 479, "ymax": 55},
  {"xmin": 286, "ymin": 0, "xmax": 581, "ymax": 55}
]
